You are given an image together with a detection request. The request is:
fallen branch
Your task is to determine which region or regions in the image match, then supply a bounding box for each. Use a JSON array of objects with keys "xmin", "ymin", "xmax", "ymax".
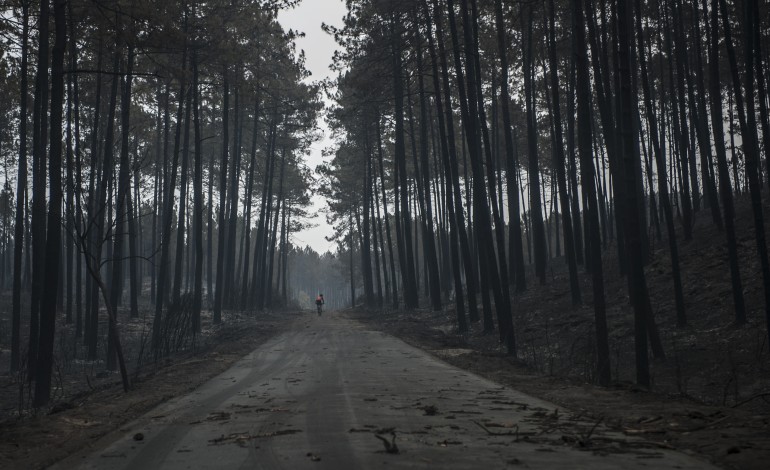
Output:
[
  {"xmin": 732, "ymin": 392, "xmax": 770, "ymax": 409},
  {"xmin": 623, "ymin": 415, "xmax": 729, "ymax": 435},
  {"xmin": 472, "ymin": 420, "xmax": 535, "ymax": 438}
]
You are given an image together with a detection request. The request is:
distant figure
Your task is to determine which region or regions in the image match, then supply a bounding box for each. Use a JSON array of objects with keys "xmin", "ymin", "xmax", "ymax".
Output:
[{"xmin": 316, "ymin": 294, "xmax": 325, "ymax": 315}]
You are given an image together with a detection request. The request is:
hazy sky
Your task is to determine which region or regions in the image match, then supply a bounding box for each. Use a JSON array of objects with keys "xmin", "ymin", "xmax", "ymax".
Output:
[{"xmin": 277, "ymin": 0, "xmax": 347, "ymax": 254}]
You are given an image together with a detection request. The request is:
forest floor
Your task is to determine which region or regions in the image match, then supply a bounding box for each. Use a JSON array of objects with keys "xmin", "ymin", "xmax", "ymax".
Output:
[
  {"xmin": 0, "ymin": 310, "xmax": 295, "ymax": 469},
  {"xmin": 349, "ymin": 194, "xmax": 770, "ymax": 470}
]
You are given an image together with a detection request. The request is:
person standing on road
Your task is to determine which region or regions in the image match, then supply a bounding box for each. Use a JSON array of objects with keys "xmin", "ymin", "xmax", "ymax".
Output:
[{"xmin": 315, "ymin": 294, "xmax": 325, "ymax": 315}]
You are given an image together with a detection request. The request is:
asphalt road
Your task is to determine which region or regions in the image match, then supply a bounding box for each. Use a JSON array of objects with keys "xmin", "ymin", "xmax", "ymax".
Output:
[{"xmin": 59, "ymin": 312, "xmax": 716, "ymax": 469}]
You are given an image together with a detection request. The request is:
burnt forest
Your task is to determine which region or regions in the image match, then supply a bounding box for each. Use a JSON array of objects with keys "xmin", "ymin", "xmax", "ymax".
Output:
[{"xmin": 0, "ymin": 0, "xmax": 769, "ymax": 469}]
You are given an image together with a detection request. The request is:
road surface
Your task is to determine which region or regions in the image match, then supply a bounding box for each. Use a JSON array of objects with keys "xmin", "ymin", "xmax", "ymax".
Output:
[{"xmin": 59, "ymin": 312, "xmax": 716, "ymax": 469}]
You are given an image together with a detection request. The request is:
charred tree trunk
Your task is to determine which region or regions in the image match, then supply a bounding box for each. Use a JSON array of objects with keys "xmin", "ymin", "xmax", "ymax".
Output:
[
  {"xmin": 153, "ymin": 44, "xmax": 188, "ymax": 348},
  {"xmin": 107, "ymin": 44, "xmax": 134, "ymax": 371},
  {"xmin": 574, "ymin": 0, "xmax": 611, "ymax": 386},
  {"xmin": 707, "ymin": 0, "xmax": 745, "ymax": 323},
  {"xmin": 636, "ymin": 0, "xmax": 686, "ymax": 327},
  {"xmin": 430, "ymin": 0, "xmax": 478, "ymax": 322},
  {"xmin": 10, "ymin": 0, "xmax": 30, "ymax": 373},
  {"xmin": 720, "ymin": 0, "xmax": 770, "ymax": 332},
  {"xmin": 523, "ymin": 4, "xmax": 547, "ymax": 285},
  {"xmin": 376, "ymin": 117, "xmax": 399, "ymax": 308},
  {"xmin": 34, "ymin": 0, "xmax": 66, "ymax": 406},
  {"xmin": 548, "ymin": 0, "xmax": 581, "ymax": 305},
  {"xmin": 29, "ymin": 0, "xmax": 51, "ymax": 381},
  {"xmin": 618, "ymin": 0, "xmax": 663, "ymax": 386},
  {"xmin": 391, "ymin": 13, "xmax": 419, "ymax": 309},
  {"xmin": 213, "ymin": 67, "xmax": 229, "ymax": 323}
]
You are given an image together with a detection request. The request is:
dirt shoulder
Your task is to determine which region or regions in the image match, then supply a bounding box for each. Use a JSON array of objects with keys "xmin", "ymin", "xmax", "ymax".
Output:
[
  {"xmin": 347, "ymin": 308, "xmax": 770, "ymax": 470},
  {"xmin": 0, "ymin": 311, "xmax": 295, "ymax": 470}
]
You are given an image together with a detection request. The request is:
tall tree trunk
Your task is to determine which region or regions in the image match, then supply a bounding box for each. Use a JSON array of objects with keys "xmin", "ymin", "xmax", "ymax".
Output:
[
  {"xmin": 240, "ymin": 95, "xmax": 260, "ymax": 308},
  {"xmin": 523, "ymin": 3, "xmax": 547, "ymax": 285},
  {"xmin": 127, "ymin": 159, "xmax": 139, "ymax": 318},
  {"xmin": 707, "ymin": 0, "xmax": 745, "ymax": 323},
  {"xmin": 251, "ymin": 118, "xmax": 277, "ymax": 310},
  {"xmin": 213, "ymin": 67, "xmax": 229, "ymax": 323},
  {"xmin": 413, "ymin": 12, "xmax": 442, "ymax": 311},
  {"xmin": 34, "ymin": 0, "xmax": 66, "ymax": 406},
  {"xmin": 29, "ymin": 0, "xmax": 51, "ymax": 381},
  {"xmin": 69, "ymin": 0, "xmax": 83, "ymax": 339},
  {"xmin": 566, "ymin": 53, "xmax": 584, "ymax": 266},
  {"xmin": 752, "ymin": 0, "xmax": 770, "ymax": 184},
  {"xmin": 548, "ymin": 0, "xmax": 581, "ymax": 305},
  {"xmin": 11, "ymin": 0, "xmax": 30, "ymax": 373},
  {"xmin": 689, "ymin": 0, "xmax": 722, "ymax": 228},
  {"xmin": 574, "ymin": 0, "xmax": 611, "ymax": 386},
  {"xmin": 93, "ymin": 50, "xmax": 120, "ymax": 360},
  {"xmin": 618, "ymin": 0, "xmax": 663, "ymax": 387},
  {"xmin": 266, "ymin": 149, "xmax": 286, "ymax": 307},
  {"xmin": 493, "ymin": 0, "xmax": 526, "ymax": 292},
  {"xmin": 390, "ymin": 13, "xmax": 418, "ymax": 309},
  {"xmin": 469, "ymin": 0, "xmax": 515, "ymax": 344},
  {"xmin": 361, "ymin": 124, "xmax": 375, "ymax": 307},
  {"xmin": 662, "ymin": 0, "xmax": 694, "ymax": 240},
  {"xmin": 450, "ymin": 0, "xmax": 512, "ymax": 350},
  {"xmin": 429, "ymin": 0, "xmax": 478, "ymax": 322},
  {"xmin": 720, "ymin": 0, "xmax": 770, "ymax": 332},
  {"xmin": 153, "ymin": 43, "xmax": 188, "ymax": 349},
  {"xmin": 373, "ymin": 169, "xmax": 391, "ymax": 305},
  {"xmin": 376, "ymin": 117, "xmax": 399, "ymax": 309},
  {"xmin": 369, "ymin": 169, "xmax": 383, "ymax": 307},
  {"xmin": 636, "ymin": 0, "xmax": 686, "ymax": 327},
  {"xmin": 423, "ymin": 2, "xmax": 467, "ymax": 332},
  {"xmin": 255, "ymin": 122, "xmax": 280, "ymax": 310},
  {"xmin": 85, "ymin": 39, "xmax": 104, "ymax": 360},
  {"xmin": 107, "ymin": 43, "xmax": 134, "ymax": 371},
  {"xmin": 224, "ymin": 74, "xmax": 244, "ymax": 304},
  {"xmin": 172, "ymin": 69, "xmax": 192, "ymax": 303},
  {"xmin": 585, "ymin": 0, "xmax": 628, "ymax": 271},
  {"xmin": 207, "ymin": 155, "xmax": 214, "ymax": 304}
]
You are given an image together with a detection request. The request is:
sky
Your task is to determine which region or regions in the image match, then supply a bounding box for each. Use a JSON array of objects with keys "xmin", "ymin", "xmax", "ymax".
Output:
[{"xmin": 277, "ymin": 0, "xmax": 348, "ymax": 255}]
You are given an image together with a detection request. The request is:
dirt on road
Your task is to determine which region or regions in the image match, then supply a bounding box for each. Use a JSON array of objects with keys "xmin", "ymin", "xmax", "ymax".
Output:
[
  {"xmin": 347, "ymin": 308, "xmax": 769, "ymax": 470},
  {"xmin": 1, "ymin": 307, "xmax": 766, "ymax": 470},
  {"xmin": 0, "ymin": 311, "xmax": 292, "ymax": 470},
  {"xmin": 54, "ymin": 312, "xmax": 718, "ymax": 470}
]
